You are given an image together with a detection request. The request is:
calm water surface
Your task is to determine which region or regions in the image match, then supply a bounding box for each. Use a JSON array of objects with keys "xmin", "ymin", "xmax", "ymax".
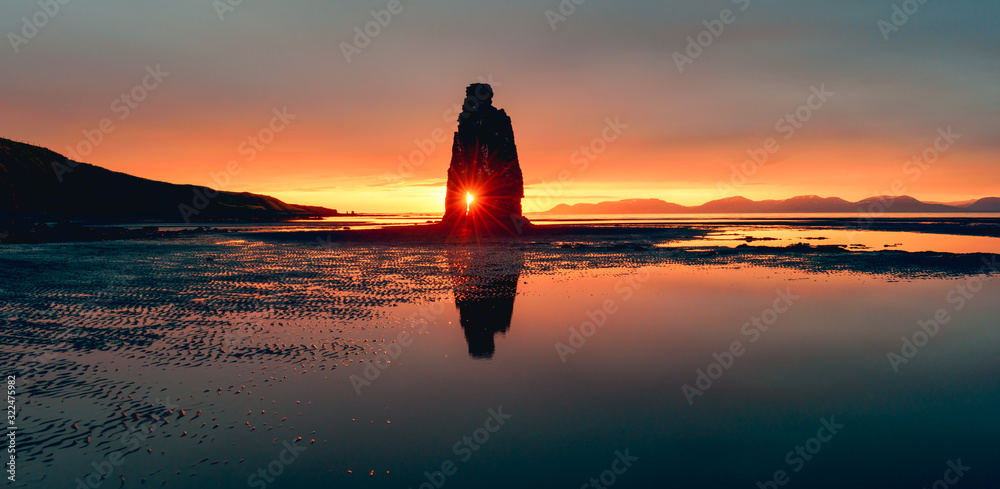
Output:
[{"xmin": 2, "ymin": 235, "xmax": 998, "ymax": 488}]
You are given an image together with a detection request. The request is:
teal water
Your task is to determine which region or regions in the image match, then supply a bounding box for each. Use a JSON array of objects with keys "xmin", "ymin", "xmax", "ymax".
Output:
[{"xmin": 1, "ymin": 236, "xmax": 998, "ymax": 488}]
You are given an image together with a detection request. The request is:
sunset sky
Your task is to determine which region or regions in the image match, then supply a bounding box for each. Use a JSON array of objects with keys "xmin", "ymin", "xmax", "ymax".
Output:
[{"xmin": 2, "ymin": 0, "xmax": 998, "ymax": 213}]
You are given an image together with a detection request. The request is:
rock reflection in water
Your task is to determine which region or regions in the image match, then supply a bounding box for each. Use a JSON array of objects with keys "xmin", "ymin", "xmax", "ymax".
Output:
[{"xmin": 448, "ymin": 245, "xmax": 525, "ymax": 359}]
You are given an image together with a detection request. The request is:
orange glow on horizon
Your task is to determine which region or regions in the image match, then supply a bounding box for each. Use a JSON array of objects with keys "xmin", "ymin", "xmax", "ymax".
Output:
[
  {"xmin": 9, "ymin": 105, "xmax": 997, "ymax": 215},
  {"xmin": 3, "ymin": 4, "xmax": 997, "ymax": 217}
]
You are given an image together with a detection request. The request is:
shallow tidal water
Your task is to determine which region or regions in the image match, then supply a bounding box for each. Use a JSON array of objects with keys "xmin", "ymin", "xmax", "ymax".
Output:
[{"xmin": 1, "ymin": 234, "xmax": 999, "ymax": 488}]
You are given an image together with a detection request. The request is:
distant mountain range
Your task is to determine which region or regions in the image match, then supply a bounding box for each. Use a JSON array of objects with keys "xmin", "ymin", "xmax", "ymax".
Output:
[
  {"xmin": 0, "ymin": 137, "xmax": 338, "ymax": 221},
  {"xmin": 540, "ymin": 195, "xmax": 1000, "ymax": 215}
]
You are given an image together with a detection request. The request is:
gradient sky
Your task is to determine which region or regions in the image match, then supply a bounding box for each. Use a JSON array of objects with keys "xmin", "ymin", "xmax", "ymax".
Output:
[{"xmin": 2, "ymin": 0, "xmax": 998, "ymax": 213}]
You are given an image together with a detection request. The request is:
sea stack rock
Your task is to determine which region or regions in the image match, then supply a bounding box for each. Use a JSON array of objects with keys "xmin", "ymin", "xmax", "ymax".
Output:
[{"xmin": 441, "ymin": 83, "xmax": 525, "ymax": 232}]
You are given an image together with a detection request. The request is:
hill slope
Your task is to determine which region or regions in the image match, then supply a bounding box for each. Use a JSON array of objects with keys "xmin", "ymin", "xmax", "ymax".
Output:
[
  {"xmin": 965, "ymin": 197, "xmax": 1000, "ymax": 212},
  {"xmin": 0, "ymin": 137, "xmax": 337, "ymax": 221},
  {"xmin": 538, "ymin": 195, "xmax": 1000, "ymax": 214}
]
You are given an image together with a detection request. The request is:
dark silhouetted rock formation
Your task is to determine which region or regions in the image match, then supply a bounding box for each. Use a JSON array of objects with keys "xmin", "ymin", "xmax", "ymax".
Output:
[
  {"xmin": 0, "ymin": 137, "xmax": 337, "ymax": 222},
  {"xmin": 441, "ymin": 84, "xmax": 525, "ymax": 232}
]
